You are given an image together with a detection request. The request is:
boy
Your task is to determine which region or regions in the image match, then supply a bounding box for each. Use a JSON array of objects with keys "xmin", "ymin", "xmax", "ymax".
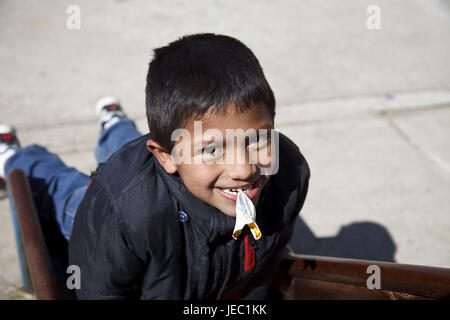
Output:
[{"xmin": 0, "ymin": 33, "xmax": 310, "ymax": 299}]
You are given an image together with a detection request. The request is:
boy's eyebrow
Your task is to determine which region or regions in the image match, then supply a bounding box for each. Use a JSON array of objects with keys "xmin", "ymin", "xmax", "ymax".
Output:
[
  {"xmin": 197, "ymin": 124, "xmax": 274, "ymax": 141},
  {"xmin": 193, "ymin": 123, "xmax": 274, "ymax": 145},
  {"xmin": 193, "ymin": 138, "xmax": 222, "ymax": 149}
]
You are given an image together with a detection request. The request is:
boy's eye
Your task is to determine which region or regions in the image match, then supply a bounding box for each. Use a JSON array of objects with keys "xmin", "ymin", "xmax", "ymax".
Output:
[
  {"xmin": 259, "ymin": 137, "xmax": 269, "ymax": 149},
  {"xmin": 249, "ymin": 135, "xmax": 268, "ymax": 149},
  {"xmin": 203, "ymin": 146, "xmax": 216, "ymax": 154},
  {"xmin": 202, "ymin": 145, "xmax": 222, "ymax": 156}
]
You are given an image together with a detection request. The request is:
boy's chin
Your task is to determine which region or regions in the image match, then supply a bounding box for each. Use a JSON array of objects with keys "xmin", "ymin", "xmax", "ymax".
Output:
[
  {"xmin": 220, "ymin": 207, "xmax": 237, "ymax": 217},
  {"xmin": 206, "ymin": 198, "xmax": 233, "ymax": 217},
  {"xmin": 212, "ymin": 200, "xmax": 237, "ymax": 217}
]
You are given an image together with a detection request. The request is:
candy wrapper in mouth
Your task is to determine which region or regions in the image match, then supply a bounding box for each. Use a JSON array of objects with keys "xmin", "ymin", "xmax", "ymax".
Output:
[{"xmin": 232, "ymin": 190, "xmax": 262, "ymax": 240}]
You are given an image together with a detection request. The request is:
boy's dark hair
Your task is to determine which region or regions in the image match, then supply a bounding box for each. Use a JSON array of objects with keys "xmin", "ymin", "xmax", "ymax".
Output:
[{"xmin": 145, "ymin": 33, "xmax": 276, "ymax": 152}]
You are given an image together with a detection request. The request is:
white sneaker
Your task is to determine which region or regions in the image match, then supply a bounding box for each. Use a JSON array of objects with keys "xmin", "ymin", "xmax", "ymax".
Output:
[
  {"xmin": 0, "ymin": 124, "xmax": 21, "ymax": 181},
  {"xmin": 95, "ymin": 96, "xmax": 127, "ymax": 129}
]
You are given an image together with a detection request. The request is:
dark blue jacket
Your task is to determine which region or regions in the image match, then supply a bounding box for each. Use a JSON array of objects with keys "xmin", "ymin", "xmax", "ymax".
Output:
[{"xmin": 68, "ymin": 132, "xmax": 310, "ymax": 299}]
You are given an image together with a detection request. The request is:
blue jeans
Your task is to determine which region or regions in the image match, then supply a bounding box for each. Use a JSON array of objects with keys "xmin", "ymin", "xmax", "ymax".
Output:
[{"xmin": 5, "ymin": 119, "xmax": 141, "ymax": 241}]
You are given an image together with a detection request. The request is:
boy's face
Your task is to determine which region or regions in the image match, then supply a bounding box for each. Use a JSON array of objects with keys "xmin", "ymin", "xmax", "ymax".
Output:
[{"xmin": 148, "ymin": 104, "xmax": 274, "ymax": 217}]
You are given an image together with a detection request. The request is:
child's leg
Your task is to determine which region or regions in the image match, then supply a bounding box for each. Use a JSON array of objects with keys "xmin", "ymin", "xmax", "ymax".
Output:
[
  {"xmin": 94, "ymin": 97, "xmax": 142, "ymax": 163},
  {"xmin": 94, "ymin": 119, "xmax": 142, "ymax": 163},
  {"xmin": 5, "ymin": 145, "xmax": 90, "ymax": 241},
  {"xmin": 2, "ymin": 98, "xmax": 141, "ymax": 240}
]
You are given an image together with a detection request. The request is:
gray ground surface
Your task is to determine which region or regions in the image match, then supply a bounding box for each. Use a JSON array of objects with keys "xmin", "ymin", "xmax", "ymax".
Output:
[{"xmin": 1, "ymin": 0, "xmax": 449, "ymax": 298}]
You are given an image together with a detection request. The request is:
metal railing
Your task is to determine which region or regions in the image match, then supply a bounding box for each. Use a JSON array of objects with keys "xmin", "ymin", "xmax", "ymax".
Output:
[
  {"xmin": 7, "ymin": 169, "xmax": 59, "ymax": 300},
  {"xmin": 276, "ymin": 253, "xmax": 450, "ymax": 299},
  {"xmin": 6, "ymin": 168, "xmax": 450, "ymax": 300}
]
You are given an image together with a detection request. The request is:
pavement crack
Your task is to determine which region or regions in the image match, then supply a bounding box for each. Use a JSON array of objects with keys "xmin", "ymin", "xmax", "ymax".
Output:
[
  {"xmin": 385, "ymin": 117, "xmax": 450, "ymax": 180},
  {"xmin": 378, "ymin": 103, "xmax": 450, "ymax": 118}
]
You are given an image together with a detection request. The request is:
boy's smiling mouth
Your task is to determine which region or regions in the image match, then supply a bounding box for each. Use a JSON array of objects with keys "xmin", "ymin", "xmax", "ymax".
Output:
[{"xmin": 214, "ymin": 180, "xmax": 260, "ymax": 202}]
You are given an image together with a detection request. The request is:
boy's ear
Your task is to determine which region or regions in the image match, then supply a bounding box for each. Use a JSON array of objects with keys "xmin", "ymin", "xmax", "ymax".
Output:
[{"xmin": 146, "ymin": 139, "xmax": 177, "ymax": 174}]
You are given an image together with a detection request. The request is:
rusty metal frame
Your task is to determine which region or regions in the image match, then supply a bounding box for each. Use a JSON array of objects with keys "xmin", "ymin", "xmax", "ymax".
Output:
[
  {"xmin": 6, "ymin": 168, "xmax": 450, "ymax": 300},
  {"xmin": 7, "ymin": 169, "xmax": 59, "ymax": 300},
  {"xmin": 276, "ymin": 253, "xmax": 450, "ymax": 299}
]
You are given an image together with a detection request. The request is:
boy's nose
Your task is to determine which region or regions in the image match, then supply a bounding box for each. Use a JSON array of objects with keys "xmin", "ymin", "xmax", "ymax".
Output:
[{"xmin": 227, "ymin": 162, "xmax": 258, "ymax": 182}]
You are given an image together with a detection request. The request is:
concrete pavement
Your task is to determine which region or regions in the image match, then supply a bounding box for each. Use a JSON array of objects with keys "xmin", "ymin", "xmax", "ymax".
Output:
[{"xmin": 0, "ymin": 0, "xmax": 449, "ymax": 298}]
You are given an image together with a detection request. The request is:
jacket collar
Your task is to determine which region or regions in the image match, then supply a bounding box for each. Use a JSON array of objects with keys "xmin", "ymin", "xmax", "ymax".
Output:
[{"xmin": 154, "ymin": 158, "xmax": 236, "ymax": 243}]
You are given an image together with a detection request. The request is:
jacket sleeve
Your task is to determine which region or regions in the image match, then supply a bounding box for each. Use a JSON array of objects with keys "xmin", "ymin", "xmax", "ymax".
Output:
[{"xmin": 68, "ymin": 176, "xmax": 146, "ymax": 300}]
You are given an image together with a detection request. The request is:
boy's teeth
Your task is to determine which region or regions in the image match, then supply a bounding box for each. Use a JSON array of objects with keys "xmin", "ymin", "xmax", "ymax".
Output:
[{"xmin": 221, "ymin": 186, "xmax": 252, "ymax": 195}]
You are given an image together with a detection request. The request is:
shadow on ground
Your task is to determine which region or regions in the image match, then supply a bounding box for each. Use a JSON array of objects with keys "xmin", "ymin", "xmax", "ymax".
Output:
[{"xmin": 289, "ymin": 216, "xmax": 396, "ymax": 262}]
